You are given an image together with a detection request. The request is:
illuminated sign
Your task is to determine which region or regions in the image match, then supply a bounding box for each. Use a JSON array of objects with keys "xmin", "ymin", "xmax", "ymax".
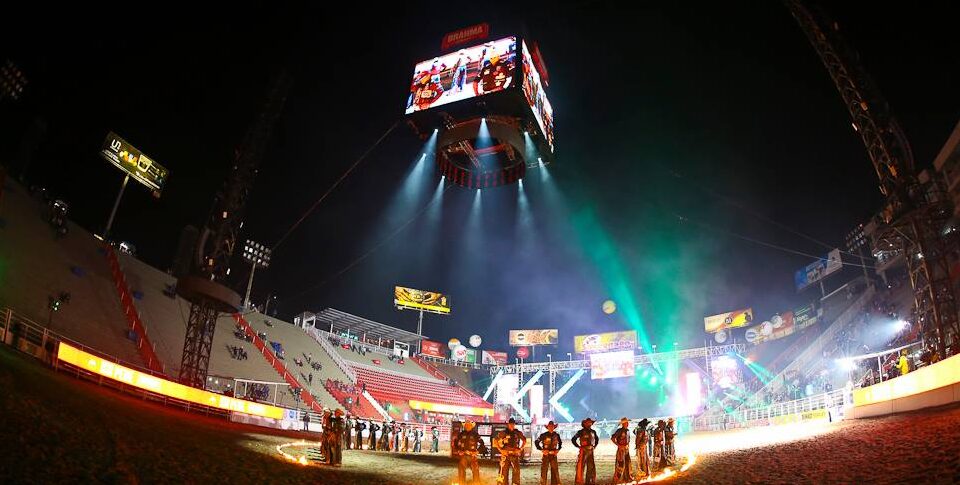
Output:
[
  {"xmin": 405, "ymin": 36, "xmax": 516, "ymax": 114},
  {"xmin": 853, "ymin": 353, "xmax": 960, "ymax": 407},
  {"xmin": 481, "ymin": 350, "xmax": 508, "ymax": 365},
  {"xmin": 420, "ymin": 339, "xmax": 446, "ymax": 358},
  {"xmin": 408, "ymin": 399, "xmax": 494, "ymax": 417},
  {"xmin": 496, "ymin": 374, "xmax": 520, "ymax": 405},
  {"xmin": 589, "ymin": 350, "xmax": 635, "ymax": 380},
  {"xmin": 57, "ymin": 342, "xmax": 284, "ymax": 419},
  {"xmin": 441, "ymin": 23, "xmax": 490, "ymax": 51},
  {"xmin": 521, "ymin": 40, "xmax": 555, "ymax": 152},
  {"xmin": 795, "ymin": 249, "xmax": 842, "ymax": 291},
  {"xmin": 100, "ymin": 131, "xmax": 169, "ymax": 195},
  {"xmin": 509, "ymin": 329, "xmax": 559, "ymax": 346},
  {"xmin": 394, "ymin": 286, "xmax": 451, "ymax": 314},
  {"xmin": 704, "ymin": 308, "xmax": 753, "ymax": 333},
  {"xmin": 574, "ymin": 330, "xmax": 638, "ymax": 354}
]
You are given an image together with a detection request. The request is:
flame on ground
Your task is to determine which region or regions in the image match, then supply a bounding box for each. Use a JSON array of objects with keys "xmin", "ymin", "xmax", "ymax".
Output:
[
  {"xmin": 276, "ymin": 440, "xmax": 321, "ymax": 466},
  {"xmin": 634, "ymin": 454, "xmax": 696, "ymax": 483}
]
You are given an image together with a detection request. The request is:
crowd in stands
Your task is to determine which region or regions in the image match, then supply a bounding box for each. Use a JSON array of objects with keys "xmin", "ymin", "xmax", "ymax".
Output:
[
  {"xmin": 244, "ymin": 383, "xmax": 271, "ymax": 402},
  {"xmin": 325, "ymin": 378, "xmax": 362, "ymax": 413}
]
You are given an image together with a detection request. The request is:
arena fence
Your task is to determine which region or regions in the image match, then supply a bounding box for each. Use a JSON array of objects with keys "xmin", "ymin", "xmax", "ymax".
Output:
[{"xmin": 693, "ymin": 388, "xmax": 848, "ymax": 431}]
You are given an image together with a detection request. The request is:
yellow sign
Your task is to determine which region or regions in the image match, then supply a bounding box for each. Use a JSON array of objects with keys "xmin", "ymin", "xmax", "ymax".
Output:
[
  {"xmin": 394, "ymin": 286, "xmax": 451, "ymax": 314},
  {"xmin": 57, "ymin": 342, "xmax": 284, "ymax": 420},
  {"xmin": 509, "ymin": 329, "xmax": 559, "ymax": 346},
  {"xmin": 100, "ymin": 131, "xmax": 169, "ymax": 194},
  {"xmin": 769, "ymin": 408, "xmax": 829, "ymax": 426},
  {"xmin": 703, "ymin": 308, "xmax": 753, "ymax": 333},
  {"xmin": 853, "ymin": 353, "xmax": 960, "ymax": 407},
  {"xmin": 574, "ymin": 330, "xmax": 637, "ymax": 353},
  {"xmin": 408, "ymin": 399, "xmax": 494, "ymax": 417}
]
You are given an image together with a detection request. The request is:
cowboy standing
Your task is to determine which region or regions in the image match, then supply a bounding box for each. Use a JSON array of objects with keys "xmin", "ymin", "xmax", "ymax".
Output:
[
  {"xmin": 496, "ymin": 418, "xmax": 526, "ymax": 485},
  {"xmin": 535, "ymin": 420, "xmax": 562, "ymax": 485},
  {"xmin": 572, "ymin": 418, "xmax": 599, "ymax": 485},
  {"xmin": 454, "ymin": 420, "xmax": 482, "ymax": 485},
  {"xmin": 634, "ymin": 418, "xmax": 651, "ymax": 478},
  {"xmin": 431, "ymin": 426, "xmax": 441, "ymax": 453},
  {"xmin": 611, "ymin": 418, "xmax": 632, "ymax": 483}
]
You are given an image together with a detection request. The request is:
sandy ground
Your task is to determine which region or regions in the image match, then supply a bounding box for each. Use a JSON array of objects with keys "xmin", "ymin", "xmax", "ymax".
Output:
[{"xmin": 1, "ymin": 345, "xmax": 959, "ymax": 484}]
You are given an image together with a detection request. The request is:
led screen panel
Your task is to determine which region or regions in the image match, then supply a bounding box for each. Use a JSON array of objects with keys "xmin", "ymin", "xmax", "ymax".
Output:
[
  {"xmin": 405, "ymin": 36, "xmax": 517, "ymax": 114},
  {"xmin": 521, "ymin": 41, "xmax": 555, "ymax": 152},
  {"xmin": 589, "ymin": 350, "xmax": 636, "ymax": 380}
]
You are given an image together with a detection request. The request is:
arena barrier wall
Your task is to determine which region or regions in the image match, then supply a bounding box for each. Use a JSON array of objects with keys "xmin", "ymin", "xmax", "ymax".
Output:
[{"xmin": 850, "ymin": 353, "xmax": 960, "ymax": 419}]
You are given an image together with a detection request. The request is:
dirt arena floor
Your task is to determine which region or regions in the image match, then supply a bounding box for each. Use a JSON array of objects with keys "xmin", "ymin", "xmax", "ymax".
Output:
[{"xmin": 1, "ymin": 345, "xmax": 958, "ymax": 484}]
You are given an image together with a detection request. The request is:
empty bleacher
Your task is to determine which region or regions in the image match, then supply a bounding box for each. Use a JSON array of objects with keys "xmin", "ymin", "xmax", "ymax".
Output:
[{"xmin": 0, "ymin": 181, "xmax": 143, "ymax": 365}]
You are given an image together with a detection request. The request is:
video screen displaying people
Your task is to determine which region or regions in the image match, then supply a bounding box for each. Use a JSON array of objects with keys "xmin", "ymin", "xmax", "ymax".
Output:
[
  {"xmin": 521, "ymin": 41, "xmax": 555, "ymax": 153},
  {"xmin": 405, "ymin": 37, "xmax": 517, "ymax": 114}
]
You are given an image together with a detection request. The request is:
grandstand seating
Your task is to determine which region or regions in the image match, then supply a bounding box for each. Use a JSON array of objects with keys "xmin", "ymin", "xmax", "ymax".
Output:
[
  {"xmin": 351, "ymin": 364, "xmax": 492, "ymax": 411},
  {"xmin": 0, "ymin": 182, "xmax": 143, "ymax": 365}
]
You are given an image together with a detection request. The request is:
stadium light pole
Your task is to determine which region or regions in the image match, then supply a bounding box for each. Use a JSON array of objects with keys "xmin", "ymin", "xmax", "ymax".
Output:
[
  {"xmin": 566, "ymin": 352, "xmax": 572, "ymax": 361},
  {"xmin": 241, "ymin": 239, "xmax": 271, "ymax": 310}
]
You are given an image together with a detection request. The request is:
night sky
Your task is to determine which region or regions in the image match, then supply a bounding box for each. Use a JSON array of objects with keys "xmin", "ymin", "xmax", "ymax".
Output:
[{"xmin": 3, "ymin": 1, "xmax": 959, "ymax": 365}]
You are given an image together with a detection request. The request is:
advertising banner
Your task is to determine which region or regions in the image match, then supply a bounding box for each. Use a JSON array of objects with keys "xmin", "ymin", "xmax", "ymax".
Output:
[
  {"xmin": 463, "ymin": 348, "xmax": 477, "ymax": 363},
  {"xmin": 521, "ymin": 40, "xmax": 555, "ymax": 152},
  {"xmin": 509, "ymin": 329, "xmax": 559, "ymax": 346},
  {"xmin": 589, "ymin": 350, "xmax": 635, "ymax": 380},
  {"xmin": 704, "ymin": 308, "xmax": 754, "ymax": 333},
  {"xmin": 57, "ymin": 342, "xmax": 283, "ymax": 419},
  {"xmin": 794, "ymin": 303, "xmax": 819, "ymax": 331},
  {"xmin": 420, "ymin": 339, "xmax": 446, "ymax": 358},
  {"xmin": 441, "ymin": 23, "xmax": 490, "ymax": 51},
  {"xmin": 795, "ymin": 249, "xmax": 842, "ymax": 291},
  {"xmin": 481, "ymin": 350, "xmax": 508, "ymax": 365},
  {"xmin": 394, "ymin": 286, "xmax": 451, "ymax": 314},
  {"xmin": 574, "ymin": 330, "xmax": 638, "ymax": 354},
  {"xmin": 100, "ymin": 131, "xmax": 169, "ymax": 195},
  {"xmin": 405, "ymin": 36, "xmax": 517, "ymax": 114}
]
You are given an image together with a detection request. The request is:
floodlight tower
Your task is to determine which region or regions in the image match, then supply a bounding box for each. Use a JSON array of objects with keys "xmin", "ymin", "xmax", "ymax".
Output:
[
  {"xmin": 241, "ymin": 239, "xmax": 272, "ymax": 310},
  {"xmin": 786, "ymin": 1, "xmax": 959, "ymax": 355},
  {"xmin": 176, "ymin": 72, "xmax": 292, "ymax": 388}
]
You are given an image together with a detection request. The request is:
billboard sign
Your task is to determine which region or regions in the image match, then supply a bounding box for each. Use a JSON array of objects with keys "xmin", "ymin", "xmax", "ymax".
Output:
[
  {"xmin": 509, "ymin": 329, "xmax": 559, "ymax": 346},
  {"xmin": 521, "ymin": 41, "xmax": 555, "ymax": 152},
  {"xmin": 795, "ymin": 249, "xmax": 842, "ymax": 291},
  {"xmin": 441, "ymin": 23, "xmax": 490, "ymax": 51},
  {"xmin": 481, "ymin": 350, "xmax": 508, "ymax": 365},
  {"xmin": 794, "ymin": 303, "xmax": 819, "ymax": 331},
  {"xmin": 394, "ymin": 286, "xmax": 451, "ymax": 314},
  {"xmin": 405, "ymin": 36, "xmax": 517, "ymax": 114},
  {"xmin": 516, "ymin": 347, "xmax": 530, "ymax": 359},
  {"xmin": 420, "ymin": 339, "xmax": 446, "ymax": 358},
  {"xmin": 704, "ymin": 308, "xmax": 754, "ymax": 333},
  {"xmin": 574, "ymin": 330, "xmax": 638, "ymax": 354},
  {"xmin": 100, "ymin": 131, "xmax": 169, "ymax": 195},
  {"xmin": 589, "ymin": 350, "xmax": 635, "ymax": 380}
]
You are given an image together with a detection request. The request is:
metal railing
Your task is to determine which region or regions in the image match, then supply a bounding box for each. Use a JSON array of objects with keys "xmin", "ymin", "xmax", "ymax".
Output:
[
  {"xmin": 304, "ymin": 327, "xmax": 358, "ymax": 382},
  {"xmin": 693, "ymin": 388, "xmax": 848, "ymax": 431},
  {"xmin": 419, "ymin": 354, "xmax": 486, "ymax": 370}
]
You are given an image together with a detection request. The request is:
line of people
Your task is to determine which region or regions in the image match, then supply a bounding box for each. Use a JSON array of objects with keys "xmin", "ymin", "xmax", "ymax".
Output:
[{"xmin": 453, "ymin": 416, "xmax": 678, "ymax": 485}]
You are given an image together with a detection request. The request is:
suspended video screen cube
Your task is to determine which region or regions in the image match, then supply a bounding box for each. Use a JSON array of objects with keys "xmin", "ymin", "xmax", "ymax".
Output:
[{"xmin": 404, "ymin": 34, "xmax": 555, "ymax": 189}]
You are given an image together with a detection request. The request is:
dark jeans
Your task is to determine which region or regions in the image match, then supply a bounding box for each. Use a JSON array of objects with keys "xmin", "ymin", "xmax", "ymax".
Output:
[{"xmin": 541, "ymin": 453, "xmax": 560, "ymax": 485}]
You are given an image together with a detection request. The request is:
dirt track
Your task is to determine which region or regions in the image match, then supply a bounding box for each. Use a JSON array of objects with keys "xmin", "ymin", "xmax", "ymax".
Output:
[{"xmin": 1, "ymin": 346, "xmax": 959, "ymax": 484}]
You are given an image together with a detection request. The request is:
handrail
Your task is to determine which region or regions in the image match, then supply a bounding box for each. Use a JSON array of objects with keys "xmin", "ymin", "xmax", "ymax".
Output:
[
  {"xmin": 233, "ymin": 313, "xmax": 321, "ymax": 413},
  {"xmin": 694, "ymin": 388, "xmax": 848, "ymax": 431},
  {"xmin": 304, "ymin": 327, "xmax": 358, "ymax": 382},
  {"xmin": 104, "ymin": 244, "xmax": 164, "ymax": 373},
  {"xmin": 362, "ymin": 390, "xmax": 390, "ymax": 420},
  {"xmin": 0, "ymin": 306, "xmax": 168, "ymax": 379}
]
